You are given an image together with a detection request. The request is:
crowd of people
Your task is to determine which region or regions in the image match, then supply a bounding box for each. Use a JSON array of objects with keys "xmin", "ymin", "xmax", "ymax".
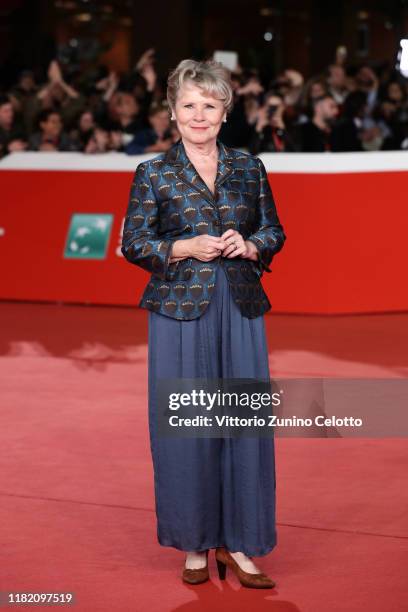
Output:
[{"xmin": 1, "ymin": 48, "xmax": 408, "ymax": 159}]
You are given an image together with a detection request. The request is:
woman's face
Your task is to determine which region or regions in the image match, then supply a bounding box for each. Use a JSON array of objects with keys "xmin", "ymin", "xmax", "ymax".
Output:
[
  {"xmin": 310, "ymin": 82, "xmax": 326, "ymax": 99},
  {"xmin": 387, "ymin": 82, "xmax": 403, "ymax": 103},
  {"xmin": 173, "ymin": 82, "xmax": 226, "ymax": 146},
  {"xmin": 79, "ymin": 112, "xmax": 94, "ymax": 132},
  {"xmin": 40, "ymin": 113, "xmax": 62, "ymax": 138},
  {"xmin": 149, "ymin": 110, "xmax": 170, "ymax": 134},
  {"xmin": 0, "ymin": 102, "xmax": 13, "ymax": 128},
  {"xmin": 117, "ymin": 93, "xmax": 139, "ymax": 118}
]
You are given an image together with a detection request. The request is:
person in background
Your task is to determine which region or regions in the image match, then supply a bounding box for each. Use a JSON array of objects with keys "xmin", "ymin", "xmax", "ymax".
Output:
[
  {"xmin": 24, "ymin": 60, "xmax": 86, "ymax": 135},
  {"xmin": 371, "ymin": 81, "xmax": 408, "ymax": 150},
  {"xmin": 218, "ymin": 70, "xmax": 261, "ymax": 148},
  {"xmin": 385, "ymin": 81, "xmax": 407, "ymax": 109},
  {"xmin": 132, "ymin": 47, "xmax": 158, "ymax": 110},
  {"xmin": 3, "ymin": 47, "xmax": 408, "ymax": 156},
  {"xmin": 8, "ymin": 70, "xmax": 38, "ymax": 123},
  {"xmin": 69, "ymin": 110, "xmax": 96, "ymax": 151},
  {"xmin": 104, "ymin": 91, "xmax": 145, "ymax": 151},
  {"xmin": 297, "ymin": 94, "xmax": 338, "ymax": 152},
  {"xmin": 330, "ymin": 90, "xmax": 367, "ymax": 152},
  {"xmin": 248, "ymin": 91, "xmax": 298, "ymax": 153},
  {"xmin": 11, "ymin": 70, "xmax": 37, "ymax": 99},
  {"xmin": 0, "ymin": 94, "xmax": 27, "ymax": 158},
  {"xmin": 350, "ymin": 66, "xmax": 391, "ymax": 151},
  {"xmin": 92, "ymin": 69, "xmax": 121, "ymax": 122},
  {"xmin": 125, "ymin": 102, "xmax": 176, "ymax": 155},
  {"xmin": 93, "ymin": 48, "xmax": 159, "ymax": 146},
  {"xmin": 84, "ymin": 125, "xmax": 111, "ymax": 154},
  {"xmin": 28, "ymin": 109, "xmax": 76, "ymax": 151},
  {"xmin": 273, "ymin": 69, "xmax": 304, "ymax": 126},
  {"xmin": 308, "ymin": 79, "xmax": 328, "ymax": 100},
  {"xmin": 355, "ymin": 65, "xmax": 379, "ymax": 118},
  {"xmin": 295, "ymin": 77, "xmax": 328, "ymax": 125},
  {"xmin": 274, "ymin": 69, "xmax": 304, "ymax": 107},
  {"xmin": 326, "ymin": 64, "xmax": 349, "ymax": 105}
]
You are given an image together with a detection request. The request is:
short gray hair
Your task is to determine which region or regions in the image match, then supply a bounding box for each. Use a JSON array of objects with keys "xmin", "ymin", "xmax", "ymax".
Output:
[{"xmin": 167, "ymin": 59, "xmax": 234, "ymax": 113}]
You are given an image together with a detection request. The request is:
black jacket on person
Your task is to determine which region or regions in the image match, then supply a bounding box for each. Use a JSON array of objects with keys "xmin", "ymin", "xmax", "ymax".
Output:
[
  {"xmin": 218, "ymin": 96, "xmax": 252, "ymax": 148},
  {"xmin": 249, "ymin": 125, "xmax": 299, "ymax": 154},
  {"xmin": 0, "ymin": 121, "xmax": 27, "ymax": 158},
  {"xmin": 121, "ymin": 139, "xmax": 286, "ymax": 320},
  {"xmin": 297, "ymin": 121, "xmax": 333, "ymax": 152},
  {"xmin": 330, "ymin": 118, "xmax": 363, "ymax": 152}
]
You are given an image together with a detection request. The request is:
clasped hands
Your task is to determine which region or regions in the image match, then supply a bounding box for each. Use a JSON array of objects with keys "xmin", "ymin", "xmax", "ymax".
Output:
[{"xmin": 170, "ymin": 229, "xmax": 259, "ymax": 264}]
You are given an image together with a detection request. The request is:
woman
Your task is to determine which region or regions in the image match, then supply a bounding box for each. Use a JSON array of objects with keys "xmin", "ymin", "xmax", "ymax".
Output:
[
  {"xmin": 69, "ymin": 110, "xmax": 96, "ymax": 151},
  {"xmin": 121, "ymin": 59, "xmax": 286, "ymax": 588}
]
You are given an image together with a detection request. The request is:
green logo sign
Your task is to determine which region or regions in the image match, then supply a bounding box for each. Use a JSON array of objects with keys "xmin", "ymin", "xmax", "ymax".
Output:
[{"xmin": 64, "ymin": 214, "xmax": 113, "ymax": 259}]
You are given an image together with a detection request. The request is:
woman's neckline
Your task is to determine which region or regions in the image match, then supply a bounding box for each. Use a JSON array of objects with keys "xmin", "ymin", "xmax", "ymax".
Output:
[{"xmin": 182, "ymin": 139, "xmax": 219, "ymax": 166}]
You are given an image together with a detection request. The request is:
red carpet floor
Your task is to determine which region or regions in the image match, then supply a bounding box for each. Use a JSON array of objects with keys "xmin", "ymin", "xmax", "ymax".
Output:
[{"xmin": 1, "ymin": 301, "xmax": 407, "ymax": 612}]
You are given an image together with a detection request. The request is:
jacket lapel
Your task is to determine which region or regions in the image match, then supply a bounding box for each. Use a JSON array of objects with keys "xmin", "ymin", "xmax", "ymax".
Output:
[
  {"xmin": 215, "ymin": 140, "xmax": 234, "ymax": 189},
  {"xmin": 165, "ymin": 139, "xmax": 234, "ymax": 210}
]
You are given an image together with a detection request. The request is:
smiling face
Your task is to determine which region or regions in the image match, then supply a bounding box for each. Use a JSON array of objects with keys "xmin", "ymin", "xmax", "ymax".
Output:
[{"xmin": 173, "ymin": 81, "xmax": 226, "ymax": 146}]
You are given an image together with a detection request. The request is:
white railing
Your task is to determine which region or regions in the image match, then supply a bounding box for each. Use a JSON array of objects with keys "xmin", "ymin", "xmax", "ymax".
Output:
[{"xmin": 1, "ymin": 150, "xmax": 408, "ymax": 173}]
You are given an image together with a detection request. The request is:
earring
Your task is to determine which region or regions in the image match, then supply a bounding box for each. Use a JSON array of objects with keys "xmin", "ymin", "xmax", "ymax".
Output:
[
  {"xmin": 171, "ymin": 115, "xmax": 175, "ymax": 120},
  {"xmin": 223, "ymin": 117, "xmax": 227, "ymax": 123}
]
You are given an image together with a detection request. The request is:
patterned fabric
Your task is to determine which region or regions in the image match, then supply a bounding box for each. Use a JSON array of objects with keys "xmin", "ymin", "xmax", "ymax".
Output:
[{"xmin": 121, "ymin": 138, "xmax": 286, "ymax": 320}]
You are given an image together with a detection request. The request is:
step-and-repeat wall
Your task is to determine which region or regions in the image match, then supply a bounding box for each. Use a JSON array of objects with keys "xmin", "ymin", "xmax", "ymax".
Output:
[{"xmin": 1, "ymin": 151, "xmax": 407, "ymax": 314}]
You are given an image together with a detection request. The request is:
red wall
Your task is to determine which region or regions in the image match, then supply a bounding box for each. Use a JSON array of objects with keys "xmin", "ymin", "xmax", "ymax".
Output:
[{"xmin": 1, "ymin": 157, "xmax": 407, "ymax": 314}]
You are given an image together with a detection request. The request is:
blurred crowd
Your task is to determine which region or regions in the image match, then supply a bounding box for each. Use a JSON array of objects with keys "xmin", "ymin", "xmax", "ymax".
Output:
[{"xmin": 1, "ymin": 48, "xmax": 408, "ymax": 159}]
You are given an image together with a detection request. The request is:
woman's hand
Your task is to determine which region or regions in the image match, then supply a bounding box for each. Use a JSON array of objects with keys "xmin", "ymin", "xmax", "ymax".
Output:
[
  {"xmin": 221, "ymin": 229, "xmax": 259, "ymax": 261},
  {"xmin": 169, "ymin": 232, "xmax": 259, "ymax": 264},
  {"xmin": 181, "ymin": 235, "xmax": 227, "ymax": 262}
]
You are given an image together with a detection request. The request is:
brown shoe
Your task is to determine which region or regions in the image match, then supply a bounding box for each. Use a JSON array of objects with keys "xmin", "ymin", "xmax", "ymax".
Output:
[
  {"xmin": 215, "ymin": 547, "xmax": 275, "ymax": 589},
  {"xmin": 182, "ymin": 550, "xmax": 209, "ymax": 585}
]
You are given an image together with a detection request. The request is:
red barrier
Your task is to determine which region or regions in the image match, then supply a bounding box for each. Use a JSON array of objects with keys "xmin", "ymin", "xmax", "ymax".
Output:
[{"xmin": 1, "ymin": 151, "xmax": 407, "ymax": 313}]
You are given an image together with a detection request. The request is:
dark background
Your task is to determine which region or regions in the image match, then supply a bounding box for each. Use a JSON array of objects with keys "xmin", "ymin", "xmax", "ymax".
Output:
[{"xmin": 1, "ymin": 0, "xmax": 408, "ymax": 88}]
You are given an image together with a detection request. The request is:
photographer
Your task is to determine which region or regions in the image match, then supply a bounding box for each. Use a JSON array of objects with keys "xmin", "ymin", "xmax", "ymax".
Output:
[{"xmin": 248, "ymin": 92, "xmax": 298, "ymax": 154}]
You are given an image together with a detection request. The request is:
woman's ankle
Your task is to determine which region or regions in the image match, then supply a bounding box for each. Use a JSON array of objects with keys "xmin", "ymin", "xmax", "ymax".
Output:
[
  {"xmin": 185, "ymin": 550, "xmax": 208, "ymax": 569},
  {"xmin": 229, "ymin": 551, "xmax": 261, "ymax": 573}
]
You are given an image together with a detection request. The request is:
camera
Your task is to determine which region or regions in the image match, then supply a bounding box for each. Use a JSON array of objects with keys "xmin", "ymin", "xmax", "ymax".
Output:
[{"xmin": 267, "ymin": 104, "xmax": 278, "ymax": 119}]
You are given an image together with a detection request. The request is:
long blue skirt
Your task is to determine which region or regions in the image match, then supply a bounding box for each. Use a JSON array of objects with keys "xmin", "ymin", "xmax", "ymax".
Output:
[{"xmin": 147, "ymin": 264, "xmax": 277, "ymax": 557}]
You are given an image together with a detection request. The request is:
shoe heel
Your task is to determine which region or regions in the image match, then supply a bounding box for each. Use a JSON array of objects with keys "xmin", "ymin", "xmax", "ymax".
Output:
[{"xmin": 216, "ymin": 559, "xmax": 227, "ymax": 580}]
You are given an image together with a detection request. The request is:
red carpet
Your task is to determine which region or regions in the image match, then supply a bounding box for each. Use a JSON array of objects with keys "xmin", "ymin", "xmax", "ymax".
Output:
[{"xmin": 1, "ymin": 301, "xmax": 407, "ymax": 611}]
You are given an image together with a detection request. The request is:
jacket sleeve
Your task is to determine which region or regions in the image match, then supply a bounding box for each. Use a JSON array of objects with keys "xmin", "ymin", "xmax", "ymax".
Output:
[
  {"xmin": 246, "ymin": 157, "xmax": 286, "ymax": 273},
  {"xmin": 121, "ymin": 161, "xmax": 178, "ymax": 281}
]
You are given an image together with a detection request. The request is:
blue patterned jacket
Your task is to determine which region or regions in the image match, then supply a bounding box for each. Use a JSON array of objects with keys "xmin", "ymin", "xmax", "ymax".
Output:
[{"xmin": 121, "ymin": 139, "xmax": 286, "ymax": 320}]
